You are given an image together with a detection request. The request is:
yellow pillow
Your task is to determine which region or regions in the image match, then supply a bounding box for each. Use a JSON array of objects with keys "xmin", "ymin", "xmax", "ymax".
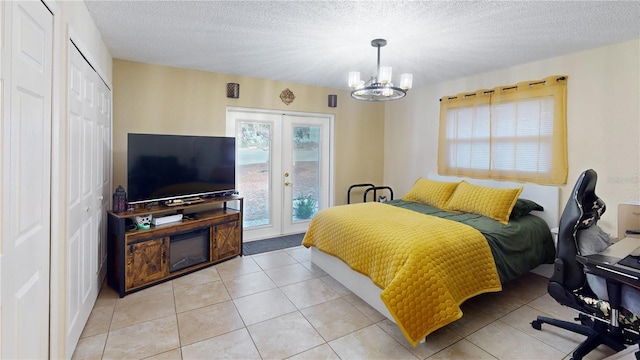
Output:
[
  {"xmin": 446, "ymin": 181, "xmax": 523, "ymax": 224},
  {"xmin": 402, "ymin": 178, "xmax": 460, "ymax": 209}
]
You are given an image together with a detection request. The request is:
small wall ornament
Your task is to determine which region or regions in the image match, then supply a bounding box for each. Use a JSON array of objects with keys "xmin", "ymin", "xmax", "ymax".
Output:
[
  {"xmin": 227, "ymin": 83, "xmax": 240, "ymax": 98},
  {"xmin": 280, "ymin": 88, "xmax": 295, "ymax": 105}
]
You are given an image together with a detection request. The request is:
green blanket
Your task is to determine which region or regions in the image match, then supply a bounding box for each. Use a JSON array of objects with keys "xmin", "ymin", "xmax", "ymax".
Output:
[{"xmin": 387, "ymin": 199, "xmax": 556, "ymax": 283}]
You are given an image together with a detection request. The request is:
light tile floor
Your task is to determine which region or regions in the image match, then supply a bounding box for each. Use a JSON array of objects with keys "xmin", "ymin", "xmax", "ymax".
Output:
[{"xmin": 73, "ymin": 246, "xmax": 637, "ymax": 360}]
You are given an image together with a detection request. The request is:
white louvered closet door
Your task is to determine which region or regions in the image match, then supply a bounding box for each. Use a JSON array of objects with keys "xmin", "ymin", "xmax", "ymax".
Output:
[{"xmin": 66, "ymin": 40, "xmax": 112, "ymax": 355}]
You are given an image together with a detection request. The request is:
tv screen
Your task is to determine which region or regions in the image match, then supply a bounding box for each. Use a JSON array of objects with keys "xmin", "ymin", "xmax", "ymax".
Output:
[{"xmin": 127, "ymin": 133, "xmax": 236, "ymax": 204}]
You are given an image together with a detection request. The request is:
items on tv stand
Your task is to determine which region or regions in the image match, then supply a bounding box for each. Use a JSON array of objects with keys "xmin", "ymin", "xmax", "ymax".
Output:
[
  {"xmin": 106, "ymin": 195, "xmax": 243, "ymax": 297},
  {"xmin": 164, "ymin": 197, "xmax": 205, "ymax": 207}
]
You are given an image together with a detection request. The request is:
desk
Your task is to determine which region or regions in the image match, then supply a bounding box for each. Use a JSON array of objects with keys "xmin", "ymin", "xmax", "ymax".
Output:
[{"xmin": 577, "ymin": 237, "xmax": 640, "ymax": 290}]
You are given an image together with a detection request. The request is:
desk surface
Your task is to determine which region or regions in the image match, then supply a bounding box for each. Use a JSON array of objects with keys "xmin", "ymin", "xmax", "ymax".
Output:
[
  {"xmin": 578, "ymin": 237, "xmax": 640, "ymax": 289},
  {"xmin": 601, "ymin": 237, "xmax": 640, "ymax": 258}
]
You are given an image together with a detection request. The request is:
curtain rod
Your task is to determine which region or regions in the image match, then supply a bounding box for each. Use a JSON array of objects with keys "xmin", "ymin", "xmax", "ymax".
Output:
[{"xmin": 439, "ymin": 76, "xmax": 566, "ymax": 101}]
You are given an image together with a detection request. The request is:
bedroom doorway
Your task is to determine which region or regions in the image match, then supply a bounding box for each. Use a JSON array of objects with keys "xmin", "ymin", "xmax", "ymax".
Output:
[{"xmin": 226, "ymin": 108, "xmax": 333, "ymax": 241}]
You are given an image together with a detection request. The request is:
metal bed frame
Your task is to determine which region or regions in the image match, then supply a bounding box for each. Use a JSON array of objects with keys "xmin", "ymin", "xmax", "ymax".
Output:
[{"xmin": 347, "ymin": 183, "xmax": 394, "ymax": 204}]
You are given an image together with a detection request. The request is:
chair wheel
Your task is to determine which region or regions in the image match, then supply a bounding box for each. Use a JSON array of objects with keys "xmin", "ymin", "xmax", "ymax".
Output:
[{"xmin": 531, "ymin": 320, "xmax": 542, "ymax": 330}]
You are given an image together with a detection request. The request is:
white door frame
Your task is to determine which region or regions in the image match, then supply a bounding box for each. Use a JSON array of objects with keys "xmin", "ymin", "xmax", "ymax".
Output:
[{"xmin": 226, "ymin": 107, "xmax": 335, "ymax": 241}]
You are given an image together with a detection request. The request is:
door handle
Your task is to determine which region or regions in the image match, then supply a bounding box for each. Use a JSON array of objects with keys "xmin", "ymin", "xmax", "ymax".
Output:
[{"xmin": 285, "ymin": 181, "xmax": 292, "ymax": 186}]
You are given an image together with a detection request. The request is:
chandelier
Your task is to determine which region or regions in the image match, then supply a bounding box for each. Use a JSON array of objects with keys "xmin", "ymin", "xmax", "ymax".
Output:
[{"xmin": 348, "ymin": 39, "xmax": 413, "ymax": 101}]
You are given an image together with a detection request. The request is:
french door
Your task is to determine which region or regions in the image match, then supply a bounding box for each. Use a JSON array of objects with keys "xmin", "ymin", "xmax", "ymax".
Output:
[{"xmin": 227, "ymin": 109, "xmax": 333, "ymax": 241}]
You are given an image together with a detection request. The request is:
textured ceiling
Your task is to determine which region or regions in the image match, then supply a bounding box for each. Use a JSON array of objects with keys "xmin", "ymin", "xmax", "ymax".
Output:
[{"xmin": 85, "ymin": 1, "xmax": 640, "ymax": 90}]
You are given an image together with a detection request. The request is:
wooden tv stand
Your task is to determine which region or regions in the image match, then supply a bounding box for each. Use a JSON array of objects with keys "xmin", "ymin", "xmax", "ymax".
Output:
[{"xmin": 106, "ymin": 196, "xmax": 243, "ymax": 297}]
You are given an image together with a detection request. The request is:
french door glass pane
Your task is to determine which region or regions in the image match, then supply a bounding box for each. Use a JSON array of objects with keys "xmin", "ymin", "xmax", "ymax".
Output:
[
  {"xmin": 237, "ymin": 122, "xmax": 271, "ymax": 227},
  {"xmin": 291, "ymin": 126, "xmax": 320, "ymax": 221}
]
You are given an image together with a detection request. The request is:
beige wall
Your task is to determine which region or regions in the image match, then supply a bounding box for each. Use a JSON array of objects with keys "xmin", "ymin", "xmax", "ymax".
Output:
[
  {"xmin": 112, "ymin": 60, "xmax": 385, "ymax": 205},
  {"xmin": 384, "ymin": 39, "xmax": 640, "ymax": 236}
]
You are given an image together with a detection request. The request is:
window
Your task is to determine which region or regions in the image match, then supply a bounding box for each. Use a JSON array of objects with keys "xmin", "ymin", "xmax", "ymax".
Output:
[{"xmin": 438, "ymin": 75, "xmax": 568, "ymax": 185}]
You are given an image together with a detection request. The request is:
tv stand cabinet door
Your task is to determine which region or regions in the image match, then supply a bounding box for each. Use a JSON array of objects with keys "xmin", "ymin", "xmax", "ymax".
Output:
[
  {"xmin": 126, "ymin": 237, "xmax": 169, "ymax": 290},
  {"xmin": 213, "ymin": 221, "xmax": 241, "ymax": 261}
]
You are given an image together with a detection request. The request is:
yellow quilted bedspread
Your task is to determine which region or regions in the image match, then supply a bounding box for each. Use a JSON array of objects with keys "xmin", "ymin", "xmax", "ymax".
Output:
[{"xmin": 302, "ymin": 202, "xmax": 502, "ymax": 346}]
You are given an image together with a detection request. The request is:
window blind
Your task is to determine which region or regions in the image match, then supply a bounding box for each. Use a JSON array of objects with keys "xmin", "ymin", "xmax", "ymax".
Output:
[{"xmin": 438, "ymin": 75, "xmax": 568, "ymax": 185}]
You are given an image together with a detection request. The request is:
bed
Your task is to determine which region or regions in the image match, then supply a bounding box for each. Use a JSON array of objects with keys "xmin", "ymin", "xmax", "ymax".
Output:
[{"xmin": 302, "ymin": 174, "xmax": 559, "ymax": 346}]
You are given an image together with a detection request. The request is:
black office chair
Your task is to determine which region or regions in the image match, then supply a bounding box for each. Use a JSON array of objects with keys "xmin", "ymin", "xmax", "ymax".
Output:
[{"xmin": 532, "ymin": 169, "xmax": 640, "ymax": 360}]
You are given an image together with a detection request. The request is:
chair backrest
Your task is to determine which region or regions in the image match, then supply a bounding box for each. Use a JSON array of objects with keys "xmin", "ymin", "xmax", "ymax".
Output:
[{"xmin": 549, "ymin": 169, "xmax": 606, "ymax": 291}]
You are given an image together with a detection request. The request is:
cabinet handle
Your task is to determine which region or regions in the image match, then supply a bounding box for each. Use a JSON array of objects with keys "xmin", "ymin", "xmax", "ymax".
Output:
[{"xmin": 86, "ymin": 206, "xmax": 92, "ymax": 212}]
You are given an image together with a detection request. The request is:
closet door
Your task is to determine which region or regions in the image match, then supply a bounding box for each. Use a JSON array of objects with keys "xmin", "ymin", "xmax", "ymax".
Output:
[
  {"xmin": 66, "ymin": 40, "xmax": 112, "ymax": 353},
  {"xmin": 95, "ymin": 61, "xmax": 111, "ymax": 282},
  {"xmin": 0, "ymin": 1, "xmax": 53, "ymax": 358}
]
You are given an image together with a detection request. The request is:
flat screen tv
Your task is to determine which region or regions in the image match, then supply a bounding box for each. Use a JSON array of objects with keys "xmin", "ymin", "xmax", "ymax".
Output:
[{"xmin": 127, "ymin": 133, "xmax": 236, "ymax": 204}]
